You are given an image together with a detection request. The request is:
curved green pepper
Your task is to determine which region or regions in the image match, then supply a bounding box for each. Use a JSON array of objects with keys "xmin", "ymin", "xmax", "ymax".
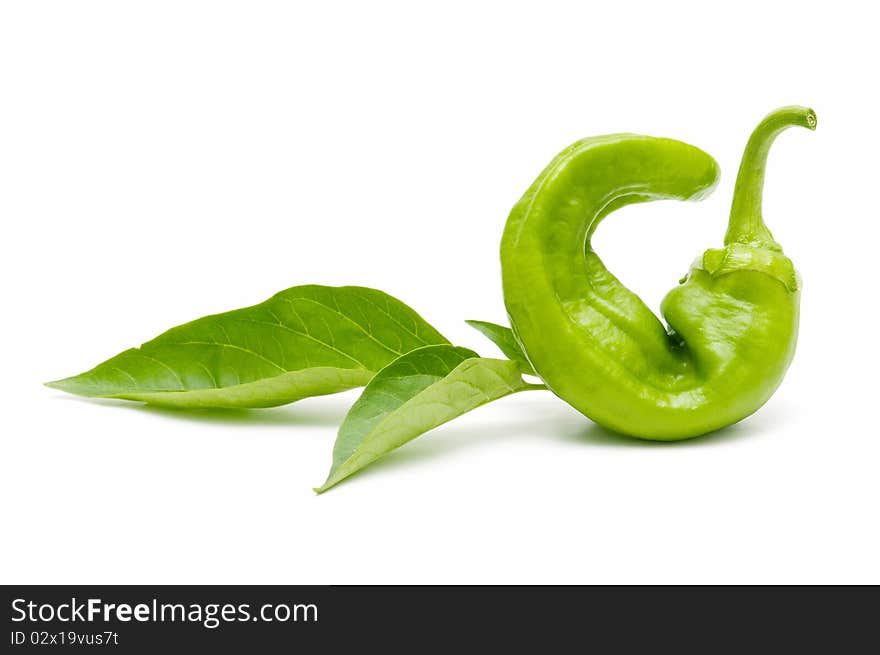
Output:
[{"xmin": 501, "ymin": 106, "xmax": 816, "ymax": 440}]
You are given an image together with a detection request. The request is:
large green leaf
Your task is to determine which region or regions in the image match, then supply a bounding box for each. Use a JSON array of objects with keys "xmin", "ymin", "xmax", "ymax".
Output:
[
  {"xmin": 47, "ymin": 285, "xmax": 449, "ymax": 408},
  {"xmin": 465, "ymin": 319, "xmax": 536, "ymax": 376},
  {"xmin": 316, "ymin": 344, "xmax": 533, "ymax": 492}
]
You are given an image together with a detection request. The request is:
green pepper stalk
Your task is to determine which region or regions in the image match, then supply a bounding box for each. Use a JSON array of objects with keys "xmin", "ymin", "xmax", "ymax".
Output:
[{"xmin": 501, "ymin": 106, "xmax": 816, "ymax": 439}]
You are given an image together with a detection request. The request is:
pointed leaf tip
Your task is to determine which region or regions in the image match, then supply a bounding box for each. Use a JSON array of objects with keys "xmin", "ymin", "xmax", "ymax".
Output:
[{"xmin": 465, "ymin": 319, "xmax": 536, "ymax": 376}]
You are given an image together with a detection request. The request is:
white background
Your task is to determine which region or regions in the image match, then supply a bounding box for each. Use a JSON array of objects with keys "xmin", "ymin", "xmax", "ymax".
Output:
[{"xmin": 1, "ymin": 1, "xmax": 877, "ymax": 584}]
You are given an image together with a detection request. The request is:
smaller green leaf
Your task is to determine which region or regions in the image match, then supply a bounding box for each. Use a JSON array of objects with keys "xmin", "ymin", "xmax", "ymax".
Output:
[
  {"xmin": 316, "ymin": 344, "xmax": 531, "ymax": 493},
  {"xmin": 465, "ymin": 320, "xmax": 536, "ymax": 376}
]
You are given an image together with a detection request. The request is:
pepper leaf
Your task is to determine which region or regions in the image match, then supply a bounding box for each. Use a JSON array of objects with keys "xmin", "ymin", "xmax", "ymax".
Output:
[
  {"xmin": 465, "ymin": 319, "xmax": 536, "ymax": 376},
  {"xmin": 315, "ymin": 344, "xmax": 531, "ymax": 493},
  {"xmin": 46, "ymin": 285, "xmax": 449, "ymax": 409}
]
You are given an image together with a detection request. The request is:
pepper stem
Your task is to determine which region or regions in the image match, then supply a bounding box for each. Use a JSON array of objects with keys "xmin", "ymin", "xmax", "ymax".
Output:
[{"xmin": 725, "ymin": 106, "xmax": 817, "ymax": 248}]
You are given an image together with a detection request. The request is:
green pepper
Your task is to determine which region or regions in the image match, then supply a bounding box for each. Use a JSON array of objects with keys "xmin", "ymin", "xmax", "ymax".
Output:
[{"xmin": 501, "ymin": 106, "xmax": 816, "ymax": 440}]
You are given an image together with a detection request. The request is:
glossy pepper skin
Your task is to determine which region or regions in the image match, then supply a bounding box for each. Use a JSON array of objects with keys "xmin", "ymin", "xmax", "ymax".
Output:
[{"xmin": 501, "ymin": 107, "xmax": 815, "ymax": 439}]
